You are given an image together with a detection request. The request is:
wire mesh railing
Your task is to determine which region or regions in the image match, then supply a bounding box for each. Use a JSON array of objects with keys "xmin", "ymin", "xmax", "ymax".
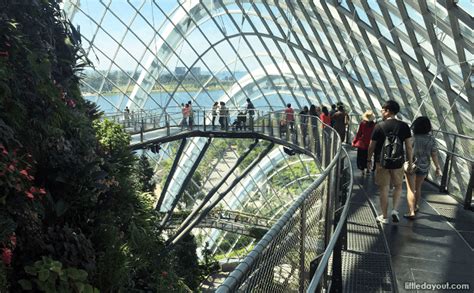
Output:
[
  {"xmin": 213, "ymin": 118, "xmax": 353, "ymax": 292},
  {"xmin": 432, "ymin": 130, "xmax": 474, "ymax": 209}
]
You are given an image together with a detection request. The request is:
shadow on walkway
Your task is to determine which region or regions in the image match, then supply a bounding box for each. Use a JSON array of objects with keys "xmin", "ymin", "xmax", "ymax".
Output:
[{"xmin": 345, "ymin": 148, "xmax": 473, "ymax": 292}]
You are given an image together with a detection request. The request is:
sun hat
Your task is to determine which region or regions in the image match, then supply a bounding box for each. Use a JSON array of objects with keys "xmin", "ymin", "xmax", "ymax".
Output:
[{"xmin": 362, "ymin": 110, "xmax": 375, "ymax": 122}]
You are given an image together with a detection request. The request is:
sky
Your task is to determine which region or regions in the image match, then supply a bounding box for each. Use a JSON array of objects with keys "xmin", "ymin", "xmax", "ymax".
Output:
[{"xmin": 69, "ymin": 0, "xmax": 473, "ymax": 73}]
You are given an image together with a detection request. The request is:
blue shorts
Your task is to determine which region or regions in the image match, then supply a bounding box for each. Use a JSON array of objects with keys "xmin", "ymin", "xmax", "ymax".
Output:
[{"xmin": 415, "ymin": 168, "xmax": 429, "ymax": 176}]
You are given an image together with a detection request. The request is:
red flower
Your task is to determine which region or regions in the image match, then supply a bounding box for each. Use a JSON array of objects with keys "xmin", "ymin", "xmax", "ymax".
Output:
[
  {"xmin": 0, "ymin": 51, "xmax": 8, "ymax": 57},
  {"xmin": 20, "ymin": 169, "xmax": 29, "ymax": 177},
  {"xmin": 67, "ymin": 99, "xmax": 76, "ymax": 108},
  {"xmin": 38, "ymin": 188, "xmax": 46, "ymax": 195},
  {"xmin": 25, "ymin": 191, "xmax": 34, "ymax": 199},
  {"xmin": 2, "ymin": 248, "xmax": 12, "ymax": 265}
]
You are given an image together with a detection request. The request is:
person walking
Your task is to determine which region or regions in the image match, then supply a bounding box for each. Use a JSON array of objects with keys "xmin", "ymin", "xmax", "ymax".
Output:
[
  {"xmin": 352, "ymin": 110, "xmax": 376, "ymax": 175},
  {"xmin": 309, "ymin": 105, "xmax": 321, "ymax": 157},
  {"xmin": 284, "ymin": 103, "xmax": 295, "ymax": 132},
  {"xmin": 219, "ymin": 102, "xmax": 228, "ymax": 130},
  {"xmin": 367, "ymin": 100, "xmax": 413, "ymax": 224},
  {"xmin": 404, "ymin": 117, "xmax": 442, "ymax": 219},
  {"xmin": 331, "ymin": 105, "xmax": 349, "ymax": 143},
  {"xmin": 299, "ymin": 106, "xmax": 309, "ymax": 145},
  {"xmin": 187, "ymin": 101, "xmax": 194, "ymax": 130},
  {"xmin": 211, "ymin": 102, "xmax": 218, "ymax": 129},
  {"xmin": 180, "ymin": 103, "xmax": 188, "ymax": 130},
  {"xmin": 329, "ymin": 104, "xmax": 337, "ymax": 126},
  {"xmin": 246, "ymin": 98, "xmax": 255, "ymax": 131},
  {"xmin": 124, "ymin": 106, "xmax": 130, "ymax": 127}
]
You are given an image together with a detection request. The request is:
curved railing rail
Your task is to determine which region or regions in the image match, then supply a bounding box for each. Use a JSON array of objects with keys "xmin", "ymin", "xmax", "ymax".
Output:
[{"xmin": 431, "ymin": 130, "xmax": 474, "ymax": 210}]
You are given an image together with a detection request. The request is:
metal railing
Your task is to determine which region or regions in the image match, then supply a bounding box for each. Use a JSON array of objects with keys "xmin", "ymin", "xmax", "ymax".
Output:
[
  {"xmin": 432, "ymin": 130, "xmax": 474, "ymax": 210},
  {"xmin": 202, "ymin": 115, "xmax": 352, "ymax": 292}
]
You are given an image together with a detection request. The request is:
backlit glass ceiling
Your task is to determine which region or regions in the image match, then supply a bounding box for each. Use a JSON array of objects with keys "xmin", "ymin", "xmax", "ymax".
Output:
[{"xmin": 64, "ymin": 0, "xmax": 472, "ymax": 137}]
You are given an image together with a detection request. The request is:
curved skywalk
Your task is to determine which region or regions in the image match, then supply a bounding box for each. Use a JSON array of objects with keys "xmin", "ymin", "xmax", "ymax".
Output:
[
  {"xmin": 66, "ymin": 0, "xmax": 472, "ymax": 205},
  {"xmin": 64, "ymin": 0, "xmax": 473, "ymax": 282}
]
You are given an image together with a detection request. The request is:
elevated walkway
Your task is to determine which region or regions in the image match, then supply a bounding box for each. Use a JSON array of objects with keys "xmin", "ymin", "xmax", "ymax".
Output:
[
  {"xmin": 114, "ymin": 113, "xmax": 473, "ymax": 292},
  {"xmin": 347, "ymin": 148, "xmax": 473, "ymax": 292}
]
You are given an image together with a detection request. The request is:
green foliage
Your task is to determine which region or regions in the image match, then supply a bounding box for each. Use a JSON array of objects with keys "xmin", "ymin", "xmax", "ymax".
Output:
[
  {"xmin": 93, "ymin": 119, "xmax": 130, "ymax": 154},
  {"xmin": 171, "ymin": 234, "xmax": 201, "ymax": 290},
  {"xmin": 248, "ymin": 227, "xmax": 268, "ymax": 239},
  {"xmin": 0, "ymin": 263, "xmax": 8, "ymax": 292},
  {"xmin": 19, "ymin": 256, "xmax": 98, "ymax": 293},
  {"xmin": 136, "ymin": 153, "xmax": 155, "ymax": 193},
  {"xmin": 42, "ymin": 226, "xmax": 96, "ymax": 277},
  {"xmin": 0, "ymin": 1, "xmax": 205, "ymax": 291}
]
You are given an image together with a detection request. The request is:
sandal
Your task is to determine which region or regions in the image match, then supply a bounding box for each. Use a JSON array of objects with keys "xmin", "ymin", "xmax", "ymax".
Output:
[{"xmin": 403, "ymin": 213, "xmax": 416, "ymax": 220}]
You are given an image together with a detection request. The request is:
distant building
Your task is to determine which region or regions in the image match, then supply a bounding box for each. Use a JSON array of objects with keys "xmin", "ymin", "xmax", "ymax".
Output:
[
  {"xmin": 175, "ymin": 66, "xmax": 201, "ymax": 77},
  {"xmin": 190, "ymin": 67, "xmax": 201, "ymax": 76},
  {"xmin": 175, "ymin": 67, "xmax": 186, "ymax": 76}
]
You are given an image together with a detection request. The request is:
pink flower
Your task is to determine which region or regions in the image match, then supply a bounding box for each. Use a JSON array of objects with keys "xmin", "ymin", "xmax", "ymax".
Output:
[
  {"xmin": 25, "ymin": 191, "xmax": 34, "ymax": 199},
  {"xmin": 67, "ymin": 99, "xmax": 76, "ymax": 108},
  {"xmin": 2, "ymin": 248, "xmax": 12, "ymax": 265},
  {"xmin": 38, "ymin": 188, "xmax": 46, "ymax": 195},
  {"xmin": 20, "ymin": 169, "xmax": 29, "ymax": 177},
  {"xmin": 7, "ymin": 164, "xmax": 15, "ymax": 172}
]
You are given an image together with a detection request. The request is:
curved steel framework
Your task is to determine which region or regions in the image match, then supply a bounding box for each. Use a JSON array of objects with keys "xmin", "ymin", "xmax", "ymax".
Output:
[{"xmin": 64, "ymin": 0, "xmax": 473, "ymax": 282}]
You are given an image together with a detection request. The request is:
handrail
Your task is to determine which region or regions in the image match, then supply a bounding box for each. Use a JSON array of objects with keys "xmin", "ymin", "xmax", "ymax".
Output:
[
  {"xmin": 432, "ymin": 129, "xmax": 474, "ymax": 141},
  {"xmin": 307, "ymin": 147, "xmax": 354, "ymax": 292},
  {"xmin": 217, "ymin": 131, "xmax": 343, "ymax": 292}
]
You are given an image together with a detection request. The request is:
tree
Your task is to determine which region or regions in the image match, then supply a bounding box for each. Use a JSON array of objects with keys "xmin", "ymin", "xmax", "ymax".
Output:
[{"xmin": 137, "ymin": 153, "xmax": 155, "ymax": 193}]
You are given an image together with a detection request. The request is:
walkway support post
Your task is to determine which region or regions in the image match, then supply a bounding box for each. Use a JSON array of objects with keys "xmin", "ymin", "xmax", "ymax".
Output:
[
  {"xmin": 166, "ymin": 113, "xmax": 170, "ymax": 136},
  {"xmin": 331, "ymin": 155, "xmax": 344, "ymax": 293},
  {"xmin": 160, "ymin": 137, "xmax": 212, "ymax": 228},
  {"xmin": 140, "ymin": 119, "xmax": 144, "ymax": 142},
  {"xmin": 440, "ymin": 136, "xmax": 457, "ymax": 192},
  {"xmin": 203, "ymin": 110, "xmax": 206, "ymax": 131},
  {"xmin": 155, "ymin": 138, "xmax": 187, "ymax": 212},
  {"xmin": 299, "ymin": 203, "xmax": 306, "ymax": 293},
  {"xmin": 465, "ymin": 162, "xmax": 474, "ymax": 210}
]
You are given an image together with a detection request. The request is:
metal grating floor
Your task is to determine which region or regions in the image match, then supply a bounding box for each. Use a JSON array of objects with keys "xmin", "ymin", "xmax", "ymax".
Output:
[
  {"xmin": 342, "ymin": 170, "xmax": 395, "ymax": 292},
  {"xmin": 347, "ymin": 223, "xmax": 387, "ymax": 253},
  {"xmin": 342, "ymin": 250, "xmax": 393, "ymax": 292},
  {"xmin": 426, "ymin": 201, "xmax": 474, "ymax": 249}
]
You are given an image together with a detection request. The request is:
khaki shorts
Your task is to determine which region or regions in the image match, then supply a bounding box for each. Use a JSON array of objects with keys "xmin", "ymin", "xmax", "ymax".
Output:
[{"xmin": 375, "ymin": 163, "xmax": 404, "ymax": 187}]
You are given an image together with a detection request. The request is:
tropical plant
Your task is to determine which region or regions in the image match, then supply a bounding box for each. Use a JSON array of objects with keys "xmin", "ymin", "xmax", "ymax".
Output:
[{"xmin": 18, "ymin": 256, "xmax": 98, "ymax": 293}]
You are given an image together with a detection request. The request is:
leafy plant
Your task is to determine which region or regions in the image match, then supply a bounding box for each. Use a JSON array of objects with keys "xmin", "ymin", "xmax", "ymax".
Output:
[
  {"xmin": 18, "ymin": 256, "xmax": 98, "ymax": 293},
  {"xmin": 136, "ymin": 153, "xmax": 155, "ymax": 193}
]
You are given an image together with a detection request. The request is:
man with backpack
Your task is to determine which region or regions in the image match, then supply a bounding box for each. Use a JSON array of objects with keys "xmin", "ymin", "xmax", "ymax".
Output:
[{"xmin": 367, "ymin": 100, "xmax": 413, "ymax": 224}]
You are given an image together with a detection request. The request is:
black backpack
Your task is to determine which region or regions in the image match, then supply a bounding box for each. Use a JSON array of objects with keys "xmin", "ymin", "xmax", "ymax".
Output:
[{"xmin": 380, "ymin": 123, "xmax": 404, "ymax": 169}]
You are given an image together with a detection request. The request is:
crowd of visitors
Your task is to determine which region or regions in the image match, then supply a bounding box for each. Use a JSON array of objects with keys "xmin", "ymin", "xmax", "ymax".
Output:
[{"xmin": 126, "ymin": 98, "xmax": 440, "ymax": 223}]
